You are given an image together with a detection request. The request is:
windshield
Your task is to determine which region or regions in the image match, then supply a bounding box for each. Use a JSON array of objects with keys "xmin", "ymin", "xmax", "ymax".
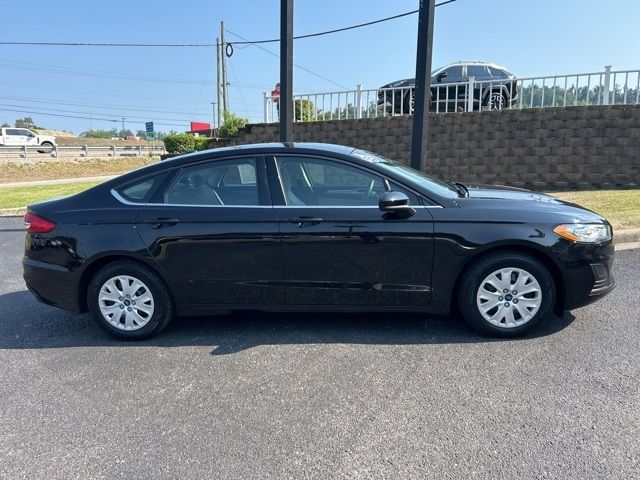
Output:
[{"xmin": 351, "ymin": 149, "xmax": 459, "ymax": 198}]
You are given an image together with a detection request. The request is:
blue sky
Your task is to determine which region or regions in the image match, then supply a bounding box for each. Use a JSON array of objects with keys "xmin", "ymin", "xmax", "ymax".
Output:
[{"xmin": 1, "ymin": 0, "xmax": 639, "ymax": 134}]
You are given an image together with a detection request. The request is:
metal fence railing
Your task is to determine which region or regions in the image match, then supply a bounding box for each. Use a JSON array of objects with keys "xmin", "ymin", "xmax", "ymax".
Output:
[
  {"xmin": 0, "ymin": 144, "xmax": 166, "ymax": 160},
  {"xmin": 262, "ymin": 66, "xmax": 640, "ymax": 122}
]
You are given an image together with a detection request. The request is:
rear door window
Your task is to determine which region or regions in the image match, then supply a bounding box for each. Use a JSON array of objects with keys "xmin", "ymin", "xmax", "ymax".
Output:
[{"xmin": 164, "ymin": 157, "xmax": 258, "ymax": 206}]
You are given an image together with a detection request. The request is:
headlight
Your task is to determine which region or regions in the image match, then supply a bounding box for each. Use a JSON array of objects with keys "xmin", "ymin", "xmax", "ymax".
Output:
[{"xmin": 553, "ymin": 223, "xmax": 611, "ymax": 243}]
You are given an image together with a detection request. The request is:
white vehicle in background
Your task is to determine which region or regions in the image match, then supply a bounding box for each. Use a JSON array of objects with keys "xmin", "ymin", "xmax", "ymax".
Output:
[{"xmin": 0, "ymin": 127, "xmax": 57, "ymax": 151}]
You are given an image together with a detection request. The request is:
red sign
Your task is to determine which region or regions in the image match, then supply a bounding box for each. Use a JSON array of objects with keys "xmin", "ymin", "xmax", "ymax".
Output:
[
  {"xmin": 190, "ymin": 121, "xmax": 211, "ymax": 132},
  {"xmin": 271, "ymin": 82, "xmax": 281, "ymax": 102}
]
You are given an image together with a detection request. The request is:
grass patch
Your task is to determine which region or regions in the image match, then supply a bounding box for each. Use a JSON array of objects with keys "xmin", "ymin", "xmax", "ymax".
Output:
[
  {"xmin": 0, "ymin": 181, "xmax": 101, "ymax": 209},
  {"xmin": 0, "ymin": 157, "xmax": 158, "ymax": 183},
  {"xmin": 551, "ymin": 189, "xmax": 640, "ymax": 230}
]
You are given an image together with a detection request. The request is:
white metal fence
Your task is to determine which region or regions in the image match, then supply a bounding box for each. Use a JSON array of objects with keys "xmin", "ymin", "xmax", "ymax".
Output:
[
  {"xmin": 263, "ymin": 66, "xmax": 640, "ymax": 122},
  {"xmin": 0, "ymin": 144, "xmax": 166, "ymax": 160}
]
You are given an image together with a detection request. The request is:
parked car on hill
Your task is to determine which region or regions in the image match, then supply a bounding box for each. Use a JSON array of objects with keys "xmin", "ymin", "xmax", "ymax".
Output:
[
  {"xmin": 378, "ymin": 61, "xmax": 518, "ymax": 114},
  {"xmin": 0, "ymin": 127, "xmax": 56, "ymax": 151}
]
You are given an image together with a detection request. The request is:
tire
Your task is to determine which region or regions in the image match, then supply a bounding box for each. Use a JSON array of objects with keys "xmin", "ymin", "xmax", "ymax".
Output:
[
  {"xmin": 87, "ymin": 260, "xmax": 174, "ymax": 340},
  {"xmin": 403, "ymin": 90, "xmax": 414, "ymax": 115},
  {"xmin": 485, "ymin": 91, "xmax": 508, "ymax": 111},
  {"xmin": 38, "ymin": 141, "xmax": 54, "ymax": 154},
  {"xmin": 457, "ymin": 251, "xmax": 555, "ymax": 338}
]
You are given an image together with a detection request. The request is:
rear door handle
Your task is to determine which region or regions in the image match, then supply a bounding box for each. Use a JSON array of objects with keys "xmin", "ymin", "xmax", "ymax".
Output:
[
  {"xmin": 288, "ymin": 216, "xmax": 323, "ymax": 228},
  {"xmin": 142, "ymin": 217, "xmax": 180, "ymax": 228}
]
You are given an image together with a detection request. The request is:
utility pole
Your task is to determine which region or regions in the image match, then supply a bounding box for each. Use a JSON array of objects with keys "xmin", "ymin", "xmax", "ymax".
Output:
[
  {"xmin": 279, "ymin": 0, "xmax": 293, "ymax": 143},
  {"xmin": 410, "ymin": 0, "xmax": 436, "ymax": 171},
  {"xmin": 211, "ymin": 101, "xmax": 217, "ymax": 136},
  {"xmin": 216, "ymin": 38, "xmax": 223, "ymax": 128},
  {"xmin": 220, "ymin": 21, "xmax": 229, "ymax": 115},
  {"xmin": 121, "ymin": 117, "xmax": 126, "ymax": 134}
]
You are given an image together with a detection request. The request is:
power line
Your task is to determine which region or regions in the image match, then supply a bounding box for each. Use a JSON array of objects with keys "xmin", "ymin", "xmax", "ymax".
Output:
[
  {"xmin": 0, "ymin": 107, "xmax": 187, "ymax": 128},
  {"xmin": 0, "ymin": 95, "xmax": 212, "ymax": 116},
  {"xmin": 225, "ymin": 29, "xmax": 349, "ymax": 90},
  {"xmin": 0, "ymin": 1, "xmax": 457, "ymax": 48},
  {"xmin": 228, "ymin": 1, "xmax": 456, "ymax": 45},
  {"xmin": 0, "ymin": 103, "xmax": 192, "ymax": 125},
  {"xmin": 0, "ymin": 102, "xmax": 199, "ymax": 124},
  {"xmin": 0, "ymin": 41, "xmax": 213, "ymax": 47}
]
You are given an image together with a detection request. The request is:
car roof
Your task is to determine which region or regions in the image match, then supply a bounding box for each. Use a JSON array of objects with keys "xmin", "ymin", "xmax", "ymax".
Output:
[
  {"xmin": 441, "ymin": 61, "xmax": 510, "ymax": 71},
  {"xmin": 163, "ymin": 142, "xmax": 356, "ymax": 164}
]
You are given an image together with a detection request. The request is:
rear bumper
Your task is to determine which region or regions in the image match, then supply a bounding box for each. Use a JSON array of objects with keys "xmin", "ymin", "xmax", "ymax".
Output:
[{"xmin": 23, "ymin": 257, "xmax": 82, "ymax": 312}]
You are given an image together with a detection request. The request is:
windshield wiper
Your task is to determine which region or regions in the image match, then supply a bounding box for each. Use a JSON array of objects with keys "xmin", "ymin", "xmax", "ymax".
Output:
[{"xmin": 446, "ymin": 181, "xmax": 468, "ymax": 197}]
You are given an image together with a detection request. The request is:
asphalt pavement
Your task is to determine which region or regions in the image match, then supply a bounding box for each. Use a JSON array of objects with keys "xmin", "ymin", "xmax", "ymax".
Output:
[{"xmin": 0, "ymin": 216, "xmax": 638, "ymax": 479}]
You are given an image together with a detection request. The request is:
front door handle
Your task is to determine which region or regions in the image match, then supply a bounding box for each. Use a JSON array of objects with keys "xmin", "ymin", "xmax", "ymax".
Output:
[
  {"xmin": 288, "ymin": 216, "xmax": 323, "ymax": 228},
  {"xmin": 142, "ymin": 217, "xmax": 180, "ymax": 228}
]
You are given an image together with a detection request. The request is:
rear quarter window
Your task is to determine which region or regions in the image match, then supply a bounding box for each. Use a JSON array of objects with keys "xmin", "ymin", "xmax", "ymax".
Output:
[{"xmin": 117, "ymin": 172, "xmax": 167, "ymax": 203}]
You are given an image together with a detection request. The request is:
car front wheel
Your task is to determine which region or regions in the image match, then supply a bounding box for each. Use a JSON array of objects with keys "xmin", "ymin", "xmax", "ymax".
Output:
[
  {"xmin": 457, "ymin": 251, "xmax": 555, "ymax": 337},
  {"xmin": 38, "ymin": 141, "xmax": 54, "ymax": 154},
  {"xmin": 87, "ymin": 260, "xmax": 174, "ymax": 339}
]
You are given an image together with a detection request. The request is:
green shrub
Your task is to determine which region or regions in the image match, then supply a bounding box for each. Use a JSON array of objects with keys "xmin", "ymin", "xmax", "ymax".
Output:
[
  {"xmin": 80, "ymin": 129, "xmax": 114, "ymax": 139},
  {"xmin": 163, "ymin": 134, "xmax": 196, "ymax": 153},
  {"xmin": 193, "ymin": 137, "xmax": 211, "ymax": 151},
  {"xmin": 218, "ymin": 111, "xmax": 248, "ymax": 139}
]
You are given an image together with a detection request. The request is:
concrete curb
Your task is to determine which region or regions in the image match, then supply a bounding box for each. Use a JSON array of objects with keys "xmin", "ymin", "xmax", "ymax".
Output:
[
  {"xmin": 615, "ymin": 228, "xmax": 640, "ymax": 244},
  {"xmin": 0, "ymin": 208, "xmax": 26, "ymax": 216}
]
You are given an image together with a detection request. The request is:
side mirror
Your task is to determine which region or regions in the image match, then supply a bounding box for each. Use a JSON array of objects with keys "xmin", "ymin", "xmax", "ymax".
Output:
[
  {"xmin": 379, "ymin": 191, "xmax": 415, "ymax": 216},
  {"xmin": 436, "ymin": 71, "xmax": 448, "ymax": 82}
]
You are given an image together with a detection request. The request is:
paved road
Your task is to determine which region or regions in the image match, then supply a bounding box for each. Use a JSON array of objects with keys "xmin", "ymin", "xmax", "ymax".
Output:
[{"xmin": 0, "ymin": 217, "xmax": 638, "ymax": 479}]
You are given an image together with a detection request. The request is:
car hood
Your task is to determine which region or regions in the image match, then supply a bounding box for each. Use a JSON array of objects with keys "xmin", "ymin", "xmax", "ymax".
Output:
[
  {"xmin": 459, "ymin": 184, "xmax": 607, "ymax": 224},
  {"xmin": 465, "ymin": 184, "xmax": 561, "ymax": 203}
]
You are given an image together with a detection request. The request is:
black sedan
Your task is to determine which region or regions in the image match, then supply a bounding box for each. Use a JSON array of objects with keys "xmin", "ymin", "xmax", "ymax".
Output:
[{"xmin": 23, "ymin": 143, "xmax": 615, "ymax": 339}]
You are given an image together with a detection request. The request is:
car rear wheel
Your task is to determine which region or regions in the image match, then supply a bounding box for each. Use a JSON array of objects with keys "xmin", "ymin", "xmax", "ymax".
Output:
[
  {"xmin": 87, "ymin": 260, "xmax": 174, "ymax": 339},
  {"xmin": 457, "ymin": 251, "xmax": 555, "ymax": 337}
]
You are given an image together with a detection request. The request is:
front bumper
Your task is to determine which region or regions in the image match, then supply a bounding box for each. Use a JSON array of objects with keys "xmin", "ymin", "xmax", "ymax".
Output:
[{"xmin": 559, "ymin": 241, "xmax": 616, "ymax": 310}]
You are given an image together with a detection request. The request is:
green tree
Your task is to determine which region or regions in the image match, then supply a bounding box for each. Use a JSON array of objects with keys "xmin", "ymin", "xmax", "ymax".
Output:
[
  {"xmin": 218, "ymin": 111, "xmax": 248, "ymax": 138},
  {"xmin": 136, "ymin": 130, "xmax": 148, "ymax": 140},
  {"xmin": 294, "ymin": 99, "xmax": 316, "ymax": 121},
  {"xmin": 15, "ymin": 116, "xmax": 37, "ymax": 129},
  {"xmin": 1, "ymin": 122, "xmax": 9, "ymax": 128}
]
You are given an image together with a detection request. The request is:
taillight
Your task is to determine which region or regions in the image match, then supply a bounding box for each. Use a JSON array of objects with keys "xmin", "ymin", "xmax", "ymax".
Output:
[{"xmin": 24, "ymin": 212, "xmax": 56, "ymax": 233}]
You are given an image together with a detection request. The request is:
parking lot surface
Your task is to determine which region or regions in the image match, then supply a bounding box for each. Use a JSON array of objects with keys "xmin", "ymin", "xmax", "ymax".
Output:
[{"xmin": 0, "ymin": 216, "xmax": 638, "ymax": 479}]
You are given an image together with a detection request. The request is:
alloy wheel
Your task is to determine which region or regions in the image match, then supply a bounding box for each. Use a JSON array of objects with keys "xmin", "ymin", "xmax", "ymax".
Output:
[
  {"xmin": 475, "ymin": 267, "xmax": 542, "ymax": 328},
  {"xmin": 489, "ymin": 92, "xmax": 505, "ymax": 110},
  {"xmin": 98, "ymin": 275, "xmax": 155, "ymax": 331}
]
